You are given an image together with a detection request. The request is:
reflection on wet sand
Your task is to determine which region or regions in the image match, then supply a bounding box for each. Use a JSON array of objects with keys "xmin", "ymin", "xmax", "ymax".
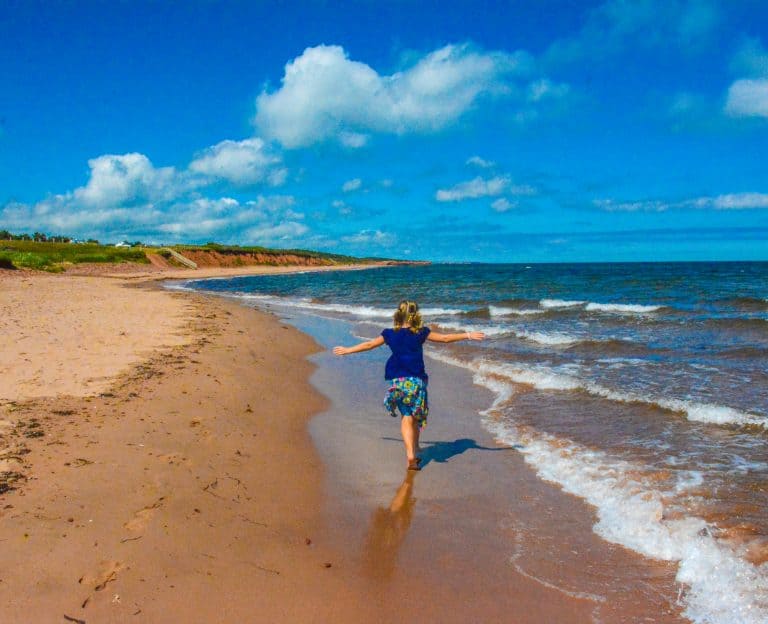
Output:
[
  {"xmin": 363, "ymin": 470, "xmax": 417, "ymax": 582},
  {"xmin": 381, "ymin": 436, "xmax": 509, "ymax": 468}
]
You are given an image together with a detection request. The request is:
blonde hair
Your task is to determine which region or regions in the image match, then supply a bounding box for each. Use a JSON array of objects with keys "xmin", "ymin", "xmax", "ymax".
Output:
[{"xmin": 393, "ymin": 300, "xmax": 423, "ymax": 333}]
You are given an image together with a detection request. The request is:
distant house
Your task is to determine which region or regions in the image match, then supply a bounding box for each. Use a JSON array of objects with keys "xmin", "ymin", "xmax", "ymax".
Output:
[{"xmin": 114, "ymin": 241, "xmax": 131, "ymax": 248}]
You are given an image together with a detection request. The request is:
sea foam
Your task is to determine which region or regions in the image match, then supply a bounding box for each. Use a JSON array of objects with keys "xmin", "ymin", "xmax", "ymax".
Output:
[
  {"xmin": 428, "ymin": 352, "xmax": 768, "ymax": 431},
  {"xmin": 475, "ymin": 391, "xmax": 768, "ymax": 624},
  {"xmin": 481, "ymin": 360, "xmax": 766, "ymax": 428},
  {"xmin": 450, "ymin": 360, "xmax": 768, "ymax": 624},
  {"xmin": 539, "ymin": 298, "xmax": 585, "ymax": 308},
  {"xmin": 585, "ymin": 302, "xmax": 663, "ymax": 314}
]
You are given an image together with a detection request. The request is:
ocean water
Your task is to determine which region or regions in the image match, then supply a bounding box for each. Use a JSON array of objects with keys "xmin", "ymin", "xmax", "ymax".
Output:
[{"xmin": 177, "ymin": 262, "xmax": 768, "ymax": 624}]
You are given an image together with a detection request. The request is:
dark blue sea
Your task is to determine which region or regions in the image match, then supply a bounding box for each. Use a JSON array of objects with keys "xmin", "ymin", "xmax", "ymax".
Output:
[{"xmin": 177, "ymin": 262, "xmax": 768, "ymax": 624}]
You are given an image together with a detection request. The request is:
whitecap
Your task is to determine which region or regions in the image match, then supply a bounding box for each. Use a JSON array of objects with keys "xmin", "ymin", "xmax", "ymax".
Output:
[
  {"xmin": 489, "ymin": 305, "xmax": 544, "ymax": 316},
  {"xmin": 539, "ymin": 298, "xmax": 586, "ymax": 308},
  {"xmin": 585, "ymin": 302, "xmax": 663, "ymax": 314},
  {"xmin": 470, "ymin": 372, "xmax": 768, "ymax": 624}
]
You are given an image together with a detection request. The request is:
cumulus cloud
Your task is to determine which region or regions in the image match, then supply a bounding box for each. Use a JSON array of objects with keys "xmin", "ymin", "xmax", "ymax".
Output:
[
  {"xmin": 188, "ymin": 138, "xmax": 286, "ymax": 185},
  {"xmin": 0, "ymin": 150, "xmax": 307, "ymax": 245},
  {"xmin": 436, "ymin": 176, "xmax": 536, "ymax": 202},
  {"xmin": 74, "ymin": 153, "xmax": 183, "ymax": 208},
  {"xmin": 0, "ymin": 133, "xmax": 301, "ymax": 243},
  {"xmin": 725, "ymin": 79, "xmax": 768, "ymax": 118},
  {"xmin": 243, "ymin": 220, "xmax": 308, "ymax": 242},
  {"xmin": 342, "ymin": 178, "xmax": 362, "ymax": 192},
  {"xmin": 254, "ymin": 43, "xmax": 532, "ymax": 147},
  {"xmin": 340, "ymin": 229, "xmax": 396, "ymax": 246},
  {"xmin": 339, "ymin": 131, "xmax": 368, "ymax": 148},
  {"xmin": 723, "ymin": 38, "xmax": 768, "ymax": 119},
  {"xmin": 595, "ymin": 192, "xmax": 768, "ymax": 211}
]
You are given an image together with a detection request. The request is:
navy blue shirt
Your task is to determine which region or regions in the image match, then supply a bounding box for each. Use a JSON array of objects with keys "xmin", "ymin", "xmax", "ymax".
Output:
[{"xmin": 381, "ymin": 327, "xmax": 431, "ymax": 381}]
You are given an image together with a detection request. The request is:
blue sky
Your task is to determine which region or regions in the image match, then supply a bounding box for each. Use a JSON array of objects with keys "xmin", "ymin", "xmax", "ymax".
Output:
[{"xmin": 1, "ymin": 0, "xmax": 767, "ymax": 262}]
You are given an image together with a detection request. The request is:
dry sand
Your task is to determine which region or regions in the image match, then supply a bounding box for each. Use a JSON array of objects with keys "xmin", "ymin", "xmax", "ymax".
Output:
[
  {"xmin": 0, "ymin": 274, "xmax": 191, "ymax": 401},
  {"xmin": 0, "ymin": 269, "xmax": 370, "ymax": 622},
  {"xmin": 1, "ymin": 263, "xmax": 501, "ymax": 624}
]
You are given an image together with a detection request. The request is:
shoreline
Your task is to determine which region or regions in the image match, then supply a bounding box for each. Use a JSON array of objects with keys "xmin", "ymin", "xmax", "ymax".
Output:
[
  {"xmin": 273, "ymin": 310, "xmax": 690, "ymax": 623},
  {"xmin": 1, "ymin": 267, "xmax": 691, "ymax": 622}
]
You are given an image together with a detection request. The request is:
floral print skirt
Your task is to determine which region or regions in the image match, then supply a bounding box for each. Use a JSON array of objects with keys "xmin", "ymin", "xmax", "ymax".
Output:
[{"xmin": 384, "ymin": 376, "xmax": 429, "ymax": 429}]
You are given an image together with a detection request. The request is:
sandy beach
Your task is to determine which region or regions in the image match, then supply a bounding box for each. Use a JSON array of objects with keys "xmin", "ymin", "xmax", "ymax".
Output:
[
  {"xmin": 0, "ymin": 265, "xmax": 689, "ymax": 623},
  {"xmin": 0, "ymin": 266, "xmax": 369, "ymax": 621}
]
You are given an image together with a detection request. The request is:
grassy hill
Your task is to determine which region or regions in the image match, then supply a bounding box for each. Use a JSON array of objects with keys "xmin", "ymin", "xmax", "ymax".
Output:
[
  {"xmin": 0, "ymin": 239, "xmax": 391, "ymax": 272},
  {"xmin": 0, "ymin": 240, "xmax": 148, "ymax": 271}
]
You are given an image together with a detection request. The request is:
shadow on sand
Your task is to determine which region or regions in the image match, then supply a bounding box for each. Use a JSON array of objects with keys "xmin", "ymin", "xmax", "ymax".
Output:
[{"xmin": 382, "ymin": 436, "xmax": 513, "ymax": 469}]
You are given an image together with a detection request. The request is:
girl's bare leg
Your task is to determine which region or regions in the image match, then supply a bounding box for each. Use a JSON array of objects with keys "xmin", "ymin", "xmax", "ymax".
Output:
[
  {"xmin": 414, "ymin": 425, "xmax": 421, "ymax": 455},
  {"xmin": 400, "ymin": 416, "xmax": 417, "ymax": 461}
]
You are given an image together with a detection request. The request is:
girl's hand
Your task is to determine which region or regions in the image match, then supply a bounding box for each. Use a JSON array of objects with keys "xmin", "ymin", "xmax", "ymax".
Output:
[
  {"xmin": 466, "ymin": 331, "xmax": 485, "ymax": 341},
  {"xmin": 333, "ymin": 346, "xmax": 348, "ymax": 356}
]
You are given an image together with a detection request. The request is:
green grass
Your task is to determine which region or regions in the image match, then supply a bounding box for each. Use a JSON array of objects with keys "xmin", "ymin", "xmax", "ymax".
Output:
[
  {"xmin": 0, "ymin": 240, "xmax": 148, "ymax": 271},
  {"xmin": 0, "ymin": 238, "xmax": 406, "ymax": 272}
]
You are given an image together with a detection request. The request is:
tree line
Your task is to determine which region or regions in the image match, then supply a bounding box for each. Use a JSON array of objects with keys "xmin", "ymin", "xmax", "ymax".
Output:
[{"xmin": 0, "ymin": 230, "xmax": 99, "ymax": 244}]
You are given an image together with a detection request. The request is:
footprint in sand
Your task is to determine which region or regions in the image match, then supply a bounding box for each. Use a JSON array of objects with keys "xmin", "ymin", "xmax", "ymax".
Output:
[
  {"xmin": 79, "ymin": 560, "xmax": 124, "ymax": 592},
  {"xmin": 157, "ymin": 452, "xmax": 192, "ymax": 467},
  {"xmin": 123, "ymin": 497, "xmax": 165, "ymax": 532},
  {"xmin": 189, "ymin": 419, "xmax": 213, "ymax": 440}
]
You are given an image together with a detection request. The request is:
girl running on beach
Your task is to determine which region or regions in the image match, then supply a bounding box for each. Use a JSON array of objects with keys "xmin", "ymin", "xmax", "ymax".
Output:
[{"xmin": 333, "ymin": 300, "xmax": 485, "ymax": 471}]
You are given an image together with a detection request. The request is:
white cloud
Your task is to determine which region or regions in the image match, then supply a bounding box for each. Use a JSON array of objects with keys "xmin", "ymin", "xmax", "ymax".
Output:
[
  {"xmin": 1, "ymin": 181, "xmax": 307, "ymax": 244},
  {"xmin": 466, "ymin": 155, "xmax": 495, "ymax": 168},
  {"xmin": 154, "ymin": 194, "xmax": 306, "ymax": 245},
  {"xmin": 491, "ymin": 198, "xmax": 515, "ymax": 212},
  {"xmin": 342, "ymin": 178, "xmax": 362, "ymax": 192},
  {"xmin": 724, "ymin": 79, "xmax": 768, "ymax": 118},
  {"xmin": 339, "ymin": 131, "xmax": 369, "ymax": 148},
  {"xmin": 254, "ymin": 43, "xmax": 530, "ymax": 147},
  {"xmin": 595, "ymin": 192, "xmax": 768, "ymax": 212},
  {"xmin": 243, "ymin": 221, "xmax": 309, "ymax": 243},
  {"xmin": 341, "ymin": 229, "xmax": 396, "ymax": 246},
  {"xmin": 188, "ymin": 138, "xmax": 286, "ymax": 185},
  {"xmin": 436, "ymin": 176, "xmax": 536, "ymax": 202},
  {"xmin": 709, "ymin": 193, "xmax": 768, "ymax": 209},
  {"xmin": 74, "ymin": 153, "xmax": 182, "ymax": 208},
  {"xmin": 332, "ymin": 199, "xmax": 352, "ymax": 215},
  {"xmin": 436, "ymin": 176, "xmax": 510, "ymax": 202}
]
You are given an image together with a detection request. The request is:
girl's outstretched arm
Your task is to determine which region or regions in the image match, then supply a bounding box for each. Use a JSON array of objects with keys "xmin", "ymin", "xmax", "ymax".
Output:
[
  {"xmin": 427, "ymin": 330, "xmax": 485, "ymax": 343},
  {"xmin": 333, "ymin": 335, "xmax": 385, "ymax": 356}
]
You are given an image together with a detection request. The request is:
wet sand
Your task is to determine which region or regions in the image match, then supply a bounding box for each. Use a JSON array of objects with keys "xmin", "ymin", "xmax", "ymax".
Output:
[
  {"xmin": 285, "ymin": 313, "xmax": 691, "ymax": 623},
  {"xmin": 0, "ymin": 269, "xmax": 690, "ymax": 622}
]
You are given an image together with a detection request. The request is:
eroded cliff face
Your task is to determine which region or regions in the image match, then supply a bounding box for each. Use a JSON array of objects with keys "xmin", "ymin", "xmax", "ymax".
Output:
[{"xmin": 178, "ymin": 249, "xmax": 336, "ymax": 267}]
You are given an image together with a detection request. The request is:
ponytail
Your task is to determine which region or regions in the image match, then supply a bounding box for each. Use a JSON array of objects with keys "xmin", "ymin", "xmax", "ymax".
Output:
[{"xmin": 393, "ymin": 300, "xmax": 423, "ymax": 333}]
